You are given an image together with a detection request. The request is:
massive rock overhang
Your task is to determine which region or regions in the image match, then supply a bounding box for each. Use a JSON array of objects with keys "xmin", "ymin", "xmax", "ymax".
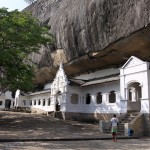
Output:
[{"xmin": 33, "ymin": 24, "xmax": 150, "ymax": 85}]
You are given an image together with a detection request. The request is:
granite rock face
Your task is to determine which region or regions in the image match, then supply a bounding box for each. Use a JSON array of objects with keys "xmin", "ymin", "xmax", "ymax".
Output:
[{"xmin": 25, "ymin": 0, "xmax": 150, "ymax": 84}]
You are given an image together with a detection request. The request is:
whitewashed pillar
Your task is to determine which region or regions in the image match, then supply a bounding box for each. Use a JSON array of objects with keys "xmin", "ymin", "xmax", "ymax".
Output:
[
  {"xmin": 32, "ymin": 100, "xmax": 34, "ymax": 106},
  {"xmin": 45, "ymin": 98, "xmax": 48, "ymax": 106},
  {"xmin": 36, "ymin": 99, "xmax": 38, "ymax": 105},
  {"xmin": 90, "ymin": 94, "xmax": 95, "ymax": 104},
  {"xmin": 93, "ymin": 94, "xmax": 97, "ymax": 104}
]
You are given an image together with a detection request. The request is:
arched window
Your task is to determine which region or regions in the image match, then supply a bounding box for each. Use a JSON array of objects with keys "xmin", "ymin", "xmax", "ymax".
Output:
[
  {"xmin": 34, "ymin": 100, "xmax": 36, "ymax": 105},
  {"xmin": 97, "ymin": 92, "xmax": 102, "ymax": 104},
  {"xmin": 128, "ymin": 83, "xmax": 142, "ymax": 102},
  {"xmin": 109, "ymin": 91, "xmax": 116, "ymax": 103},
  {"xmin": 71, "ymin": 94, "xmax": 79, "ymax": 104},
  {"xmin": 23, "ymin": 100, "xmax": 26, "ymax": 106},
  {"xmin": 86, "ymin": 94, "xmax": 91, "ymax": 104},
  {"xmin": 48, "ymin": 98, "xmax": 51, "ymax": 106}
]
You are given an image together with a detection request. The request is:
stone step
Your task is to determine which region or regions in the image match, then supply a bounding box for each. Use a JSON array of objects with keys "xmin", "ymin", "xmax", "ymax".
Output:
[{"xmin": 104, "ymin": 112, "xmax": 139, "ymax": 135}]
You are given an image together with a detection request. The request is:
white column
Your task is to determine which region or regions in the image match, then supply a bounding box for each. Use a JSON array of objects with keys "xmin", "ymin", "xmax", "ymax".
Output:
[
  {"xmin": 119, "ymin": 87, "xmax": 128, "ymax": 113},
  {"xmin": 140, "ymin": 99, "xmax": 149, "ymax": 113},
  {"xmin": 36, "ymin": 100, "xmax": 38, "ymax": 106},
  {"xmin": 115, "ymin": 92, "xmax": 120, "ymax": 102},
  {"xmin": 140, "ymin": 83, "xmax": 149, "ymax": 113},
  {"xmin": 91, "ymin": 94, "xmax": 95, "ymax": 105},
  {"xmin": 45, "ymin": 99, "xmax": 48, "ymax": 106},
  {"xmin": 106, "ymin": 93, "xmax": 109, "ymax": 104},
  {"xmin": 93, "ymin": 94, "xmax": 97, "ymax": 104},
  {"xmin": 41, "ymin": 99, "xmax": 44, "ymax": 106},
  {"xmin": 32, "ymin": 100, "xmax": 34, "ymax": 106},
  {"xmin": 130, "ymin": 88, "xmax": 136, "ymax": 102}
]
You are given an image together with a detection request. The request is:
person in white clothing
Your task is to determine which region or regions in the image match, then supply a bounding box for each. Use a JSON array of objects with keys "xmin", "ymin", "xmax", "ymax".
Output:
[{"xmin": 111, "ymin": 114, "xmax": 119, "ymax": 142}]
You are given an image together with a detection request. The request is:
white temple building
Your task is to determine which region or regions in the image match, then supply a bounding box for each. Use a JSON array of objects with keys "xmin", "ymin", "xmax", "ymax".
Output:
[
  {"xmin": 0, "ymin": 56, "xmax": 150, "ymax": 115},
  {"xmin": 0, "ymin": 56, "xmax": 150, "ymax": 135}
]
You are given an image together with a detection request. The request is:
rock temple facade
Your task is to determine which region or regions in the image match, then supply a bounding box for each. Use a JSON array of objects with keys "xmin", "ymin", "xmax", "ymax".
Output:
[{"xmin": 0, "ymin": 56, "xmax": 150, "ymax": 135}]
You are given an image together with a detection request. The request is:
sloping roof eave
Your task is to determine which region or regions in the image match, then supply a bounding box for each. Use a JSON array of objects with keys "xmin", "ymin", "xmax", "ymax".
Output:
[{"xmin": 81, "ymin": 76, "xmax": 120, "ymax": 87}]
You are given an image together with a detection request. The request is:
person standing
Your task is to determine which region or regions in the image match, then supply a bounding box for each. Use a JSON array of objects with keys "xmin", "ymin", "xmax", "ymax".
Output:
[{"xmin": 111, "ymin": 114, "xmax": 119, "ymax": 142}]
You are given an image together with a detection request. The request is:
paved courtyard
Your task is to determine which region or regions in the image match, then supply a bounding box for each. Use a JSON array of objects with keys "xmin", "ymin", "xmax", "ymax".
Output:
[
  {"xmin": 0, "ymin": 111, "xmax": 107, "ymax": 140},
  {"xmin": 0, "ymin": 138, "xmax": 150, "ymax": 150},
  {"xmin": 0, "ymin": 111, "xmax": 149, "ymax": 149}
]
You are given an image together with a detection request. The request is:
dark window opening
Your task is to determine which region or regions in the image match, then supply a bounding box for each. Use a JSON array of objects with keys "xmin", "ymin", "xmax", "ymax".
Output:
[
  {"xmin": 71, "ymin": 94, "xmax": 79, "ymax": 104},
  {"xmin": 43, "ymin": 99, "xmax": 45, "ymax": 106},
  {"xmin": 11, "ymin": 92, "xmax": 16, "ymax": 98},
  {"xmin": 109, "ymin": 91, "xmax": 116, "ymax": 103},
  {"xmin": 38, "ymin": 100, "xmax": 41, "ymax": 105},
  {"xmin": 86, "ymin": 94, "xmax": 91, "ymax": 104},
  {"xmin": 97, "ymin": 92, "xmax": 102, "ymax": 104},
  {"xmin": 48, "ymin": 98, "xmax": 51, "ymax": 106}
]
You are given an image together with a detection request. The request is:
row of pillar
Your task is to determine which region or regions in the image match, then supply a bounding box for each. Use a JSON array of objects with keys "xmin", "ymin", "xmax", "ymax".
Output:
[
  {"xmin": 31, "ymin": 98, "xmax": 51, "ymax": 107},
  {"xmin": 70, "ymin": 92, "xmax": 120, "ymax": 105}
]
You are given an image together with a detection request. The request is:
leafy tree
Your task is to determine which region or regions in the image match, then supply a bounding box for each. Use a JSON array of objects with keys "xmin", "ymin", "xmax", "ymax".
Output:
[{"xmin": 0, "ymin": 8, "xmax": 53, "ymax": 92}]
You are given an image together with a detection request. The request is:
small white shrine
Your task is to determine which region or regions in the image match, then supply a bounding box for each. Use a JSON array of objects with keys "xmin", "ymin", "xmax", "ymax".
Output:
[{"xmin": 120, "ymin": 56, "xmax": 150, "ymax": 114}]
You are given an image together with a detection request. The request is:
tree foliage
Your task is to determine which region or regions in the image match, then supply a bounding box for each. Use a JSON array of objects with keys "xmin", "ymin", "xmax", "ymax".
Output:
[{"xmin": 0, "ymin": 8, "xmax": 53, "ymax": 92}]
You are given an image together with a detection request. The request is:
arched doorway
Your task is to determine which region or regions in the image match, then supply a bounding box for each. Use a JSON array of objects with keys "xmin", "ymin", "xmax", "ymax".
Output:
[
  {"xmin": 56, "ymin": 99, "xmax": 60, "ymax": 111},
  {"xmin": 55, "ymin": 91, "xmax": 61, "ymax": 112},
  {"xmin": 127, "ymin": 82, "xmax": 141, "ymax": 112},
  {"xmin": 5, "ymin": 99, "xmax": 11, "ymax": 109}
]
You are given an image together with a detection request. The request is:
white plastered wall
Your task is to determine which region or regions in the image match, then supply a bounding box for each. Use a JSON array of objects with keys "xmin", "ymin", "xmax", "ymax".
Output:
[
  {"xmin": 120, "ymin": 56, "xmax": 150, "ymax": 113},
  {"xmin": 65, "ymin": 80, "xmax": 120, "ymax": 114},
  {"xmin": 50, "ymin": 63, "xmax": 68, "ymax": 112}
]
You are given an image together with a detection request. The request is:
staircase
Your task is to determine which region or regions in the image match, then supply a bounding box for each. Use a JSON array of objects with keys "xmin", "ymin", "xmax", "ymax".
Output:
[
  {"xmin": 104, "ymin": 112, "xmax": 139, "ymax": 136},
  {"xmin": 117, "ymin": 111, "xmax": 139, "ymax": 135}
]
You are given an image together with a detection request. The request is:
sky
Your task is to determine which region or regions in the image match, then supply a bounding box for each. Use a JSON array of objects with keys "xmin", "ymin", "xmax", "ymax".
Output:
[{"xmin": 0, "ymin": 0, "xmax": 29, "ymax": 11}]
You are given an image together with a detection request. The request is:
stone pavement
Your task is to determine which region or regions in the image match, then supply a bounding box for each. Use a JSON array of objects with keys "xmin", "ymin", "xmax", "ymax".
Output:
[
  {"xmin": 0, "ymin": 111, "xmax": 149, "ymax": 149},
  {"xmin": 0, "ymin": 111, "xmax": 136, "ymax": 141},
  {"xmin": 0, "ymin": 138, "xmax": 150, "ymax": 150}
]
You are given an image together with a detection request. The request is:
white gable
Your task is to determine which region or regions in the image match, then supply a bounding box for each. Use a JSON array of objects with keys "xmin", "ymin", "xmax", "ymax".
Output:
[
  {"xmin": 55, "ymin": 63, "xmax": 66, "ymax": 79},
  {"xmin": 51, "ymin": 63, "xmax": 68, "ymax": 95},
  {"xmin": 121, "ymin": 56, "xmax": 145, "ymax": 69}
]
